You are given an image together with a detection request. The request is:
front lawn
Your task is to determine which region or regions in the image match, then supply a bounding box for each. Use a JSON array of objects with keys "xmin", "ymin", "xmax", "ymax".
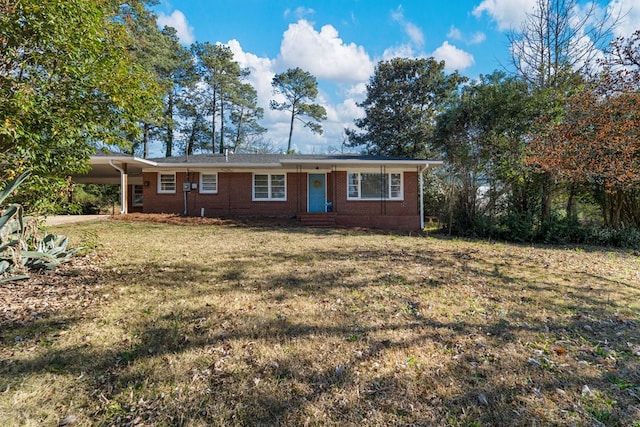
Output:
[{"xmin": 1, "ymin": 217, "xmax": 639, "ymax": 426}]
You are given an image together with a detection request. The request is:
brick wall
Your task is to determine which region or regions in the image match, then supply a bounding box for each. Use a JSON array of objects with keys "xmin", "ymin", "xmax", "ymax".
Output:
[
  {"xmin": 331, "ymin": 171, "xmax": 419, "ymax": 216},
  {"xmin": 330, "ymin": 171, "xmax": 420, "ymax": 230},
  {"xmin": 141, "ymin": 170, "xmax": 422, "ymax": 230},
  {"xmin": 142, "ymin": 171, "xmax": 302, "ymax": 217}
]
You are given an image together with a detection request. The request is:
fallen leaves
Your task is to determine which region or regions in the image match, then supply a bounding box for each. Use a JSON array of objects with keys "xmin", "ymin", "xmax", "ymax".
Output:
[{"xmin": 0, "ymin": 255, "xmax": 107, "ymax": 331}]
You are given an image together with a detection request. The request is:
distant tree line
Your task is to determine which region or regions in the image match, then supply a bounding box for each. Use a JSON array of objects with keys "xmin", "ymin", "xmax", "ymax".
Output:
[
  {"xmin": 2, "ymin": 0, "xmax": 639, "ymax": 247},
  {"xmin": 345, "ymin": 0, "xmax": 640, "ymax": 247}
]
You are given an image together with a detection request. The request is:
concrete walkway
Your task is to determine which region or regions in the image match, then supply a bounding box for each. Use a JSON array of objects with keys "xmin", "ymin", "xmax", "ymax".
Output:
[{"xmin": 45, "ymin": 215, "xmax": 110, "ymax": 226}]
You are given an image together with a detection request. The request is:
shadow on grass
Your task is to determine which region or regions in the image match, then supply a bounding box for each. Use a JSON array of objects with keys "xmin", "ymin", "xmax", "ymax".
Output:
[{"xmin": 3, "ymin": 223, "xmax": 639, "ymax": 426}]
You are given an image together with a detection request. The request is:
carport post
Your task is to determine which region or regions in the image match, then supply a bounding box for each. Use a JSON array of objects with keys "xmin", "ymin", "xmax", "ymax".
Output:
[{"xmin": 109, "ymin": 160, "xmax": 128, "ymax": 214}]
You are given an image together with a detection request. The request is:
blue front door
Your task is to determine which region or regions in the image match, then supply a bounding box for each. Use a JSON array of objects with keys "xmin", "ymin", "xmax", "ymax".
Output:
[{"xmin": 308, "ymin": 174, "xmax": 326, "ymax": 212}]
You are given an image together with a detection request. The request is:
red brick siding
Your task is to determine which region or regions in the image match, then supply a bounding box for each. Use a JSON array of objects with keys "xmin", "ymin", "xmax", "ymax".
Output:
[
  {"xmin": 330, "ymin": 171, "xmax": 420, "ymax": 230},
  {"xmin": 141, "ymin": 170, "xmax": 422, "ymax": 230},
  {"xmin": 330, "ymin": 171, "xmax": 419, "ymax": 216},
  {"xmin": 143, "ymin": 171, "xmax": 302, "ymax": 217},
  {"xmin": 142, "ymin": 172, "xmax": 184, "ymax": 215}
]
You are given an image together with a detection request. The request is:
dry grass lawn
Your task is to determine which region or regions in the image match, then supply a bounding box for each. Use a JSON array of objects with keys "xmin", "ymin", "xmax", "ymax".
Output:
[{"xmin": 1, "ymin": 215, "xmax": 639, "ymax": 426}]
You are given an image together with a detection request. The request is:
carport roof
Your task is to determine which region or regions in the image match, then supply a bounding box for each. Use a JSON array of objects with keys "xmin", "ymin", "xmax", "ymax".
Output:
[{"xmin": 72, "ymin": 153, "xmax": 153, "ymax": 184}]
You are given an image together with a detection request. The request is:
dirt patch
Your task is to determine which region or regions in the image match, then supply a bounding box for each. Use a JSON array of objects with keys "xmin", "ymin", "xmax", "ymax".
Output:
[
  {"xmin": 0, "ymin": 254, "xmax": 107, "ymax": 332},
  {"xmin": 110, "ymin": 213, "xmax": 415, "ymax": 235},
  {"xmin": 110, "ymin": 212, "xmax": 305, "ymax": 228}
]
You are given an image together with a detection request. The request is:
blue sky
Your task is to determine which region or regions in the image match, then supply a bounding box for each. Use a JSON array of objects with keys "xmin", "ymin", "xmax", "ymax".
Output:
[{"xmin": 153, "ymin": 0, "xmax": 639, "ymax": 154}]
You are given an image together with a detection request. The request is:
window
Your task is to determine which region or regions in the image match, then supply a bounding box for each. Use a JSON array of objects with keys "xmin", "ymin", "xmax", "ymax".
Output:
[
  {"xmin": 199, "ymin": 173, "xmax": 218, "ymax": 193},
  {"xmin": 347, "ymin": 172, "xmax": 403, "ymax": 200},
  {"xmin": 132, "ymin": 185, "xmax": 143, "ymax": 206},
  {"xmin": 253, "ymin": 173, "xmax": 286, "ymax": 200},
  {"xmin": 158, "ymin": 173, "xmax": 176, "ymax": 193}
]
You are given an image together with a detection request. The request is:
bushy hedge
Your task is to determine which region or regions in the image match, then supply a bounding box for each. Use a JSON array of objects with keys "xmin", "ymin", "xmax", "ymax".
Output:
[{"xmin": 438, "ymin": 212, "xmax": 640, "ymax": 249}]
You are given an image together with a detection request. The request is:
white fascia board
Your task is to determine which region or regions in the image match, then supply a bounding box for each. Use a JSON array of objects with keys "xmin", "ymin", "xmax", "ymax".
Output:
[
  {"xmin": 279, "ymin": 159, "xmax": 443, "ymax": 168},
  {"xmin": 155, "ymin": 162, "xmax": 281, "ymax": 168},
  {"xmin": 90, "ymin": 155, "xmax": 158, "ymax": 167},
  {"xmin": 140, "ymin": 160, "xmax": 444, "ymax": 172},
  {"xmin": 141, "ymin": 163, "xmax": 283, "ymax": 172}
]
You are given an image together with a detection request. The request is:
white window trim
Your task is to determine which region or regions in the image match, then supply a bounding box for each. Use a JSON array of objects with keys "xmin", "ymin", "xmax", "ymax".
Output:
[
  {"xmin": 157, "ymin": 172, "xmax": 176, "ymax": 194},
  {"xmin": 199, "ymin": 172, "xmax": 218, "ymax": 194},
  {"xmin": 252, "ymin": 173, "xmax": 287, "ymax": 201},
  {"xmin": 347, "ymin": 171, "xmax": 404, "ymax": 201}
]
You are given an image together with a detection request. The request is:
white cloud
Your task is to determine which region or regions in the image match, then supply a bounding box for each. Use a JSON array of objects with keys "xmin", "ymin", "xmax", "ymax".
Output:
[
  {"xmin": 432, "ymin": 41, "xmax": 475, "ymax": 72},
  {"xmin": 404, "ymin": 22, "xmax": 426, "ymax": 47},
  {"xmin": 345, "ymin": 82, "xmax": 368, "ymax": 100},
  {"xmin": 448, "ymin": 26, "xmax": 463, "ymax": 41},
  {"xmin": 473, "ymin": 0, "xmax": 536, "ymax": 30},
  {"xmin": 227, "ymin": 39, "xmax": 275, "ymax": 108},
  {"xmin": 275, "ymin": 20, "xmax": 374, "ymax": 83},
  {"xmin": 157, "ymin": 10, "xmax": 195, "ymax": 45},
  {"xmin": 470, "ymin": 32, "xmax": 487, "ymax": 44},
  {"xmin": 391, "ymin": 6, "xmax": 425, "ymax": 47},
  {"xmin": 382, "ymin": 44, "xmax": 418, "ymax": 61},
  {"xmin": 284, "ymin": 7, "xmax": 315, "ymax": 20},
  {"xmin": 608, "ymin": 0, "xmax": 640, "ymax": 37},
  {"xmin": 448, "ymin": 26, "xmax": 487, "ymax": 45},
  {"xmin": 380, "ymin": 40, "xmax": 475, "ymax": 73},
  {"xmin": 227, "ymin": 38, "xmax": 367, "ymax": 153}
]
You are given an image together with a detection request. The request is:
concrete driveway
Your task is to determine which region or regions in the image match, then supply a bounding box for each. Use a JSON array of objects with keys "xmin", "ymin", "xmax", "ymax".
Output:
[{"xmin": 45, "ymin": 215, "xmax": 110, "ymax": 226}]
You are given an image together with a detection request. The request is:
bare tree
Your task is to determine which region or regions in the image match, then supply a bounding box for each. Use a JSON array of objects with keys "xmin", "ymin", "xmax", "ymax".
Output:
[
  {"xmin": 509, "ymin": 0, "xmax": 620, "ymax": 90},
  {"xmin": 509, "ymin": 0, "xmax": 621, "ymax": 227}
]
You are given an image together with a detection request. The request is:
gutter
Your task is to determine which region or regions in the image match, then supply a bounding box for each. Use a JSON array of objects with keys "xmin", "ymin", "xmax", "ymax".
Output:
[{"xmin": 109, "ymin": 160, "xmax": 127, "ymax": 214}]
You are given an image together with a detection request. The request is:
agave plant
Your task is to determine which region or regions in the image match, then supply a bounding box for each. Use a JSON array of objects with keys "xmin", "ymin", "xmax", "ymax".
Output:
[{"xmin": 0, "ymin": 171, "xmax": 80, "ymax": 282}]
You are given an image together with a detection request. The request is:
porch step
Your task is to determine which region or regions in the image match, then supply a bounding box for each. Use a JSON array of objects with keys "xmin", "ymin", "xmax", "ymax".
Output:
[{"xmin": 299, "ymin": 213, "xmax": 337, "ymax": 227}]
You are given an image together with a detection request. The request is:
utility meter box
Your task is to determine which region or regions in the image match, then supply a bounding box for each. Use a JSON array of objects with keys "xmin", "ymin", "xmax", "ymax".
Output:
[{"xmin": 183, "ymin": 182, "xmax": 191, "ymax": 192}]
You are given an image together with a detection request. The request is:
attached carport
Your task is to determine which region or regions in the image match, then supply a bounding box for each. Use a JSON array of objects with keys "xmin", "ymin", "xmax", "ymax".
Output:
[{"xmin": 71, "ymin": 153, "xmax": 154, "ymax": 214}]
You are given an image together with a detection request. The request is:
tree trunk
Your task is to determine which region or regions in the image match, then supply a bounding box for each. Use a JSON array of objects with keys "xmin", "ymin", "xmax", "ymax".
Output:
[
  {"xmin": 612, "ymin": 190, "xmax": 623, "ymax": 228},
  {"xmin": 287, "ymin": 106, "xmax": 295, "ymax": 153},
  {"xmin": 541, "ymin": 174, "xmax": 554, "ymax": 226},
  {"xmin": 211, "ymin": 86, "xmax": 217, "ymax": 153},
  {"xmin": 566, "ymin": 183, "xmax": 576, "ymax": 219},
  {"xmin": 143, "ymin": 122, "xmax": 150, "ymax": 159},
  {"xmin": 219, "ymin": 92, "xmax": 225, "ymax": 154},
  {"xmin": 602, "ymin": 192, "xmax": 611, "ymax": 227},
  {"xmin": 234, "ymin": 108, "xmax": 244, "ymax": 152},
  {"xmin": 165, "ymin": 92, "xmax": 174, "ymax": 158}
]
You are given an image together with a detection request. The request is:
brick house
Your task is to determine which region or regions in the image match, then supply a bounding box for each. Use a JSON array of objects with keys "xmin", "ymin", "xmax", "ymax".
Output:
[{"xmin": 76, "ymin": 152, "xmax": 441, "ymax": 230}]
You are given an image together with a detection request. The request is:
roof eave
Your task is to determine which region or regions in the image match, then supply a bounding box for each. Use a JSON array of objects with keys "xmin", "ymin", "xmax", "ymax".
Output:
[
  {"xmin": 89, "ymin": 155, "xmax": 158, "ymax": 167},
  {"xmin": 279, "ymin": 159, "xmax": 443, "ymax": 167},
  {"xmin": 150, "ymin": 162, "xmax": 283, "ymax": 168}
]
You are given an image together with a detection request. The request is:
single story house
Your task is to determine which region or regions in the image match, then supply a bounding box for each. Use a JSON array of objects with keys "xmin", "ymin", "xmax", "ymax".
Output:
[{"xmin": 74, "ymin": 152, "xmax": 442, "ymax": 230}]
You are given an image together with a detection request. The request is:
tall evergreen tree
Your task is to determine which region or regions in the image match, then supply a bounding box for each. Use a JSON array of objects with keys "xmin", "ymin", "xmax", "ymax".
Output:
[
  {"xmin": 270, "ymin": 67, "xmax": 327, "ymax": 153},
  {"xmin": 177, "ymin": 83, "xmax": 212, "ymax": 155},
  {"xmin": 192, "ymin": 43, "xmax": 242, "ymax": 153},
  {"xmin": 345, "ymin": 57, "xmax": 465, "ymax": 158},
  {"xmin": 228, "ymin": 81, "xmax": 266, "ymax": 152},
  {"xmin": 128, "ymin": 17, "xmax": 195, "ymax": 158}
]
